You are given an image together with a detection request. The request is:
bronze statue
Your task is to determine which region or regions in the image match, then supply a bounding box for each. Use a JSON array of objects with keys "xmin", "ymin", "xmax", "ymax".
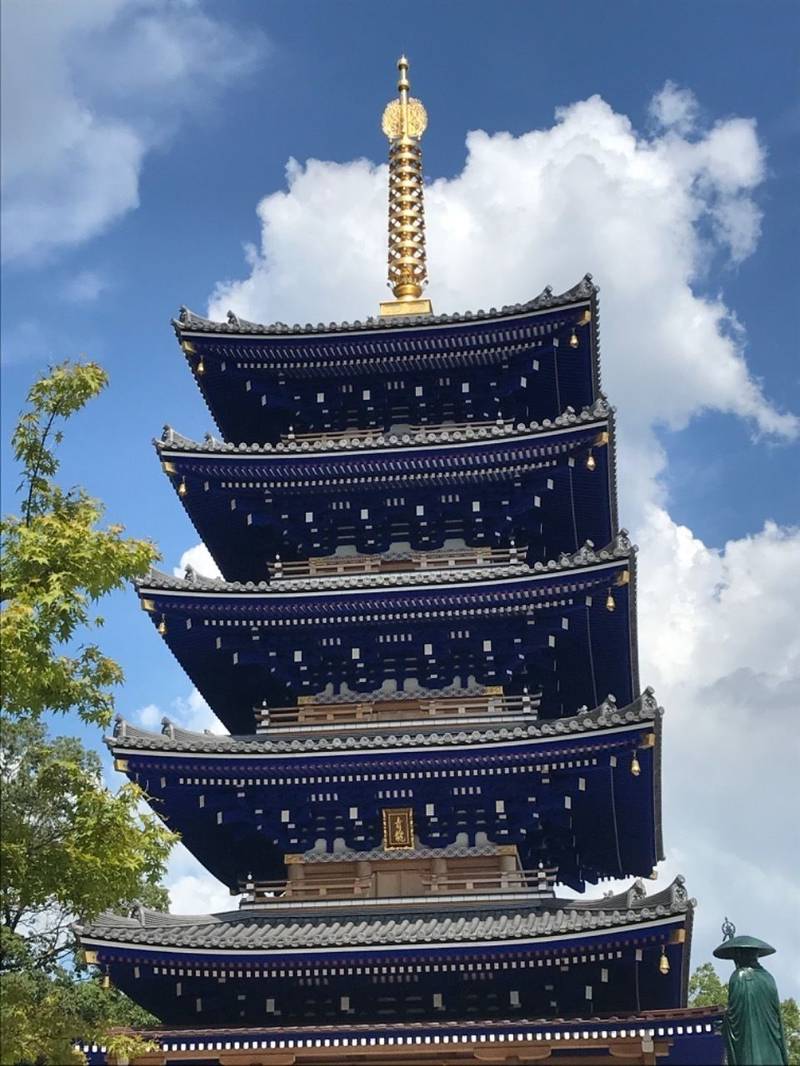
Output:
[{"xmin": 714, "ymin": 918, "xmax": 788, "ymax": 1065}]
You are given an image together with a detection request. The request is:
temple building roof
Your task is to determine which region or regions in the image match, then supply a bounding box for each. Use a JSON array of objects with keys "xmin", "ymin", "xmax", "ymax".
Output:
[
  {"xmin": 111, "ymin": 689, "xmax": 658, "ymax": 757},
  {"xmin": 142, "ymin": 530, "xmax": 632, "ymax": 596},
  {"xmin": 78, "ymin": 1008, "xmax": 725, "ymax": 1066},
  {"xmin": 76, "ymin": 876, "xmax": 691, "ymax": 954},
  {"xmin": 138, "ymin": 535, "xmax": 638, "ymax": 731},
  {"xmin": 157, "ymin": 402, "xmax": 617, "ymax": 580},
  {"xmin": 173, "ymin": 276, "xmax": 598, "ymax": 339},
  {"xmin": 159, "ymin": 397, "xmax": 611, "ymax": 455},
  {"xmin": 171, "ymin": 279, "xmax": 600, "ymax": 444},
  {"xmin": 107, "ymin": 690, "xmax": 661, "ymax": 891}
]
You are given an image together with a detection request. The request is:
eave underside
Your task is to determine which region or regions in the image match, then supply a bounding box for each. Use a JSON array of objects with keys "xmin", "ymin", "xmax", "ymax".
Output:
[
  {"xmin": 80, "ymin": 1006, "xmax": 724, "ymax": 1066},
  {"xmin": 173, "ymin": 280, "xmax": 601, "ymax": 444}
]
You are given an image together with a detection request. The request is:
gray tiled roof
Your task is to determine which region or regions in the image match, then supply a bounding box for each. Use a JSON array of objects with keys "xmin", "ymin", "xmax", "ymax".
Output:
[
  {"xmin": 157, "ymin": 398, "xmax": 612, "ymax": 456},
  {"xmin": 109, "ymin": 689, "xmax": 661, "ymax": 757},
  {"xmin": 75, "ymin": 876, "xmax": 691, "ymax": 952},
  {"xmin": 173, "ymin": 276, "xmax": 598, "ymax": 338},
  {"xmin": 138, "ymin": 531, "xmax": 634, "ymax": 597}
]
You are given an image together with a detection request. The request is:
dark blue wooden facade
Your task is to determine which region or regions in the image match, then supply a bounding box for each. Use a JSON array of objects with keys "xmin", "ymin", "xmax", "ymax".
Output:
[{"xmin": 76, "ymin": 280, "xmax": 721, "ymax": 1061}]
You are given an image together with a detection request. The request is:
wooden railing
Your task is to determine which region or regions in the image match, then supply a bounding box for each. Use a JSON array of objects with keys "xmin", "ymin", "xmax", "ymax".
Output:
[
  {"xmin": 239, "ymin": 867, "xmax": 558, "ymax": 907},
  {"xmin": 270, "ymin": 543, "xmax": 526, "ymax": 580},
  {"xmin": 283, "ymin": 417, "xmax": 514, "ymax": 447},
  {"xmin": 256, "ymin": 690, "xmax": 540, "ymax": 730},
  {"xmin": 419, "ymin": 868, "xmax": 556, "ymax": 894}
]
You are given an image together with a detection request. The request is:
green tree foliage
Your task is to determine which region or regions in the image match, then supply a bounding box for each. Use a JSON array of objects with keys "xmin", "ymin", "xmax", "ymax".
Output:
[
  {"xmin": 1, "ymin": 361, "xmax": 157, "ymax": 727},
  {"xmin": 0, "ymin": 362, "xmax": 176, "ymax": 1063},
  {"xmin": 689, "ymin": 962, "xmax": 800, "ymax": 1063},
  {"xmin": 1, "ymin": 719, "xmax": 173, "ymax": 971},
  {"xmin": 689, "ymin": 961, "xmax": 729, "ymax": 1006},
  {"xmin": 1, "ymin": 966, "xmax": 159, "ymax": 1066}
]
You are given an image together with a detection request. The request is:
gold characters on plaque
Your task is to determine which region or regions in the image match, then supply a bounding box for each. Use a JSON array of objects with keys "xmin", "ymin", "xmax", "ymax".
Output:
[{"xmin": 382, "ymin": 807, "xmax": 415, "ymax": 850}]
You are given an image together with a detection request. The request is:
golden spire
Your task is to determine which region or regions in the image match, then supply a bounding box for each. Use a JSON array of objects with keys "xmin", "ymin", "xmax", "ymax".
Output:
[{"xmin": 379, "ymin": 55, "xmax": 433, "ymax": 317}]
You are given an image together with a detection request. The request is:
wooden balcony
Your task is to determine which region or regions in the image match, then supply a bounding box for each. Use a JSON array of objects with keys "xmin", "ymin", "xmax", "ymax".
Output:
[
  {"xmin": 256, "ymin": 689, "xmax": 540, "ymax": 731},
  {"xmin": 269, "ymin": 542, "xmax": 526, "ymax": 580},
  {"xmin": 283, "ymin": 416, "xmax": 516, "ymax": 448},
  {"xmin": 239, "ymin": 862, "xmax": 558, "ymax": 910}
]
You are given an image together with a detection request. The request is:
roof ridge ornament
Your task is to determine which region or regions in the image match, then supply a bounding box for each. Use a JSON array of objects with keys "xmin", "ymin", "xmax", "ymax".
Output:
[{"xmin": 379, "ymin": 56, "xmax": 433, "ymax": 318}]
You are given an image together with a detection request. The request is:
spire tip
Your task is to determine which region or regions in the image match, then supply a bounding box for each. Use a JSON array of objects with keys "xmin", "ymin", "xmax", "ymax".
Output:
[{"xmin": 379, "ymin": 55, "xmax": 433, "ymax": 317}]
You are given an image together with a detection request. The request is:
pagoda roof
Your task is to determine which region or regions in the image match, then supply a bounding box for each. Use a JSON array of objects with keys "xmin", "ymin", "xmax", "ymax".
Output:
[
  {"xmin": 172, "ymin": 278, "xmax": 601, "ymax": 444},
  {"xmin": 108, "ymin": 689, "xmax": 661, "ymax": 890},
  {"xmin": 110, "ymin": 690, "xmax": 659, "ymax": 759},
  {"xmin": 138, "ymin": 535, "xmax": 637, "ymax": 731},
  {"xmin": 157, "ymin": 403, "xmax": 617, "ymax": 581},
  {"xmin": 76, "ymin": 876, "xmax": 690, "ymax": 955},
  {"xmin": 158, "ymin": 397, "xmax": 611, "ymax": 457},
  {"xmin": 173, "ymin": 276, "xmax": 598, "ymax": 340},
  {"xmin": 79, "ymin": 1007, "xmax": 725, "ymax": 1066},
  {"xmin": 141, "ymin": 530, "xmax": 633, "ymax": 598}
]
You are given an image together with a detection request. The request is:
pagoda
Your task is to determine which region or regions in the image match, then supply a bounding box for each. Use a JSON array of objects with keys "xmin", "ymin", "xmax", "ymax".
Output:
[{"xmin": 76, "ymin": 59, "xmax": 724, "ymax": 1065}]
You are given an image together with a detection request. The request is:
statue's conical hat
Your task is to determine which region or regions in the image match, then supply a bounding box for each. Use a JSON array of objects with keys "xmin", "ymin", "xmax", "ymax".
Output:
[{"xmin": 713, "ymin": 934, "xmax": 775, "ymax": 959}]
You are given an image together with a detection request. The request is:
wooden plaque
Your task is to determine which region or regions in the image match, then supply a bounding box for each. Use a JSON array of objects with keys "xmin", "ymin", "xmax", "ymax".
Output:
[{"xmin": 382, "ymin": 807, "xmax": 415, "ymax": 850}]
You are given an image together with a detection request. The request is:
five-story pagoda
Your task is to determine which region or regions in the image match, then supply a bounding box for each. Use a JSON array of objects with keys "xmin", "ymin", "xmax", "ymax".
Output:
[{"xmin": 77, "ymin": 59, "xmax": 724, "ymax": 1065}]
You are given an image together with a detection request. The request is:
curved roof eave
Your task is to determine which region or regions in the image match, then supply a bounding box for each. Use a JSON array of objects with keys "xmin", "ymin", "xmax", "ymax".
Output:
[{"xmin": 172, "ymin": 275, "xmax": 599, "ymax": 341}]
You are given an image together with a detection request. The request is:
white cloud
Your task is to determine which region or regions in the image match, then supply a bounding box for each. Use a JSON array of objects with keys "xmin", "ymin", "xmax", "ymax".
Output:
[
  {"xmin": 135, "ymin": 702, "xmax": 162, "ymax": 730},
  {"xmin": 0, "ymin": 0, "xmax": 263, "ymax": 264},
  {"xmin": 174, "ymin": 542, "xmax": 222, "ymax": 580},
  {"xmin": 61, "ymin": 269, "xmax": 109, "ymax": 303},
  {"xmin": 636, "ymin": 509, "xmax": 800, "ymax": 992},
  {"xmin": 0, "ymin": 318, "xmax": 55, "ymax": 367},
  {"xmin": 135, "ymin": 687, "xmax": 226, "ymax": 735},
  {"xmin": 209, "ymin": 91, "xmax": 794, "ymax": 536},
  {"xmin": 165, "ymin": 843, "xmax": 235, "ymax": 915},
  {"xmin": 196, "ymin": 86, "xmax": 800, "ymax": 990},
  {"xmin": 649, "ymin": 80, "xmax": 699, "ymax": 135}
]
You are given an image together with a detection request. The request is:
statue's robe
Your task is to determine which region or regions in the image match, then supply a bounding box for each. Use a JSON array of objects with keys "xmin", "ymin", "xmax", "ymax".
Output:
[{"xmin": 724, "ymin": 963, "xmax": 788, "ymax": 1065}]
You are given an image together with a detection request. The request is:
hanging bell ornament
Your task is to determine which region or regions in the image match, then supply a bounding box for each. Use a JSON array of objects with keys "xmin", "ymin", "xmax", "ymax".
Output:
[
  {"xmin": 659, "ymin": 947, "xmax": 670, "ymax": 975},
  {"xmin": 569, "ymin": 330, "xmax": 579, "ymax": 349},
  {"xmin": 178, "ymin": 478, "xmax": 187, "ymax": 497},
  {"xmin": 157, "ymin": 614, "xmax": 168, "ymax": 636},
  {"xmin": 196, "ymin": 357, "xmax": 205, "ymax": 375},
  {"xmin": 605, "ymin": 590, "xmax": 616, "ymax": 612},
  {"xmin": 630, "ymin": 752, "xmax": 641, "ymax": 777},
  {"xmin": 586, "ymin": 451, "xmax": 596, "ymax": 472},
  {"xmin": 101, "ymin": 973, "xmax": 111, "ymax": 990}
]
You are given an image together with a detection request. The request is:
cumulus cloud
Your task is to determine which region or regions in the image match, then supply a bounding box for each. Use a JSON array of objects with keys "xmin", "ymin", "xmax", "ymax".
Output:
[
  {"xmin": 174, "ymin": 542, "xmax": 222, "ymax": 580},
  {"xmin": 209, "ymin": 88, "xmax": 793, "ymax": 535},
  {"xmin": 636, "ymin": 510, "xmax": 800, "ymax": 990},
  {"xmin": 165, "ymin": 844, "xmax": 235, "ymax": 915},
  {"xmin": 0, "ymin": 0, "xmax": 263, "ymax": 264},
  {"xmin": 135, "ymin": 686, "xmax": 225, "ymax": 735},
  {"xmin": 649, "ymin": 80, "xmax": 700, "ymax": 135}
]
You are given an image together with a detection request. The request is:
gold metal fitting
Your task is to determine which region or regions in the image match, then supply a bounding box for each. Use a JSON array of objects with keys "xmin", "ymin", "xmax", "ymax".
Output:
[
  {"xmin": 157, "ymin": 614, "xmax": 167, "ymax": 636},
  {"xmin": 605, "ymin": 590, "xmax": 616, "ymax": 612},
  {"xmin": 197, "ymin": 357, "xmax": 205, "ymax": 375},
  {"xmin": 630, "ymin": 751, "xmax": 641, "ymax": 776},
  {"xmin": 178, "ymin": 478, "xmax": 187, "ymax": 497},
  {"xmin": 659, "ymin": 946, "xmax": 670, "ymax": 975},
  {"xmin": 569, "ymin": 330, "xmax": 579, "ymax": 349},
  {"xmin": 586, "ymin": 450, "xmax": 596, "ymax": 472},
  {"xmin": 380, "ymin": 56, "xmax": 432, "ymax": 317}
]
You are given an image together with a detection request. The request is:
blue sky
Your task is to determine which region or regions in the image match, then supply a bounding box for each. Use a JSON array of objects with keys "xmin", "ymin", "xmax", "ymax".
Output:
[{"xmin": 2, "ymin": 0, "xmax": 798, "ymax": 992}]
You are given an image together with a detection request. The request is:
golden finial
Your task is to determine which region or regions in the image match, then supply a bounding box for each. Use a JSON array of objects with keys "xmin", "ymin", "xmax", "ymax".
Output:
[{"xmin": 379, "ymin": 56, "xmax": 433, "ymax": 317}]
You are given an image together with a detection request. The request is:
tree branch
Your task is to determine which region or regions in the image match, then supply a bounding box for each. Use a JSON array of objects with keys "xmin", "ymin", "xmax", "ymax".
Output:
[{"xmin": 23, "ymin": 400, "xmax": 62, "ymax": 526}]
